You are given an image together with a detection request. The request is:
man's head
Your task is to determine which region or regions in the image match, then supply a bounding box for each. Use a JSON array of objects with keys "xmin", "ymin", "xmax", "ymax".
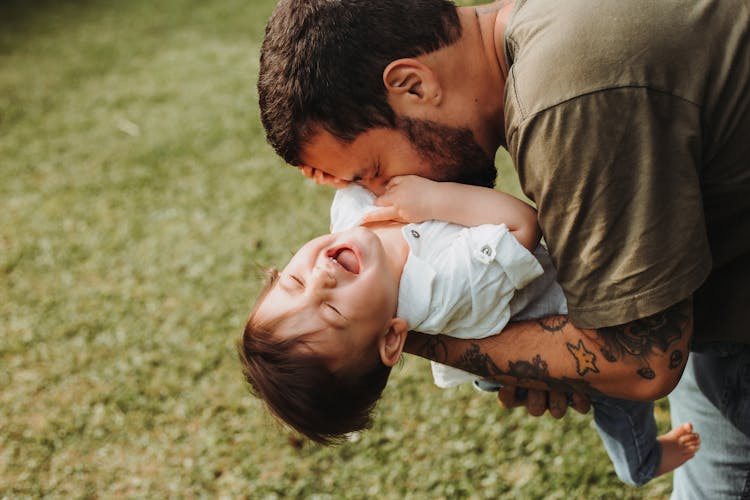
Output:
[
  {"xmin": 237, "ymin": 229, "xmax": 409, "ymax": 443},
  {"xmin": 258, "ymin": 0, "xmax": 461, "ymax": 165},
  {"xmin": 258, "ymin": 0, "xmax": 498, "ymax": 194},
  {"xmin": 300, "ymin": 118, "xmax": 498, "ymax": 194}
]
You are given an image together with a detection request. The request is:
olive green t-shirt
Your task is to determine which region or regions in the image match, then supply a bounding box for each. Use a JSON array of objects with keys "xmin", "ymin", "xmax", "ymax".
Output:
[{"xmin": 503, "ymin": 0, "xmax": 750, "ymax": 344}]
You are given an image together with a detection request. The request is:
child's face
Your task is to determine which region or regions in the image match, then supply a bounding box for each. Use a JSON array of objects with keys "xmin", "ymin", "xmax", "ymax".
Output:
[{"xmin": 256, "ymin": 226, "xmax": 401, "ymax": 372}]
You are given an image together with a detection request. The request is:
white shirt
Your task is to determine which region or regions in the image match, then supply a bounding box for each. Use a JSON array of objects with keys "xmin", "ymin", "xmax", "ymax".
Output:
[{"xmin": 331, "ymin": 185, "xmax": 566, "ymax": 387}]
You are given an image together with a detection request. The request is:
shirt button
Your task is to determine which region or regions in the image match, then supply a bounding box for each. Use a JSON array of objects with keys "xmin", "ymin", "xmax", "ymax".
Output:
[
  {"xmin": 410, "ymin": 229, "xmax": 420, "ymax": 239},
  {"xmin": 480, "ymin": 244, "xmax": 492, "ymax": 256}
]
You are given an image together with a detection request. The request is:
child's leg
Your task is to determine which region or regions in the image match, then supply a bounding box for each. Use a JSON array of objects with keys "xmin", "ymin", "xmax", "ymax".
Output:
[
  {"xmin": 655, "ymin": 422, "xmax": 700, "ymax": 477},
  {"xmin": 591, "ymin": 396, "xmax": 699, "ymax": 486},
  {"xmin": 591, "ymin": 396, "xmax": 660, "ymax": 486}
]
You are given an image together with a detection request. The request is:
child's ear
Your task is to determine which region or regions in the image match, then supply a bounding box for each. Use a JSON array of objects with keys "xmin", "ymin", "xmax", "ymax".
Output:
[
  {"xmin": 378, "ymin": 317, "xmax": 409, "ymax": 367},
  {"xmin": 383, "ymin": 58, "xmax": 442, "ymax": 113}
]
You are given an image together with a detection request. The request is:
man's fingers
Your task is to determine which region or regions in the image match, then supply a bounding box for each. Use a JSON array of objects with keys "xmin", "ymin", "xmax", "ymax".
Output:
[
  {"xmin": 526, "ymin": 389, "xmax": 547, "ymax": 417},
  {"xmin": 312, "ymin": 169, "xmax": 325, "ymax": 184},
  {"xmin": 496, "ymin": 386, "xmax": 524, "ymax": 409},
  {"xmin": 498, "ymin": 385, "xmax": 589, "ymax": 418},
  {"xmin": 569, "ymin": 392, "xmax": 592, "ymax": 414},
  {"xmin": 361, "ymin": 206, "xmax": 400, "ymax": 224},
  {"xmin": 304, "ymin": 168, "xmax": 349, "ymax": 188},
  {"xmin": 547, "ymin": 391, "xmax": 568, "ymax": 419},
  {"xmin": 329, "ymin": 176, "xmax": 351, "ymax": 188},
  {"xmin": 298, "ymin": 166, "xmax": 315, "ymax": 179}
]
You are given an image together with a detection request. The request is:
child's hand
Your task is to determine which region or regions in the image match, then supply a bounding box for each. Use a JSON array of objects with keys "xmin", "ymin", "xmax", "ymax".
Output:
[
  {"xmin": 298, "ymin": 166, "xmax": 351, "ymax": 189},
  {"xmin": 361, "ymin": 175, "xmax": 441, "ymax": 224}
]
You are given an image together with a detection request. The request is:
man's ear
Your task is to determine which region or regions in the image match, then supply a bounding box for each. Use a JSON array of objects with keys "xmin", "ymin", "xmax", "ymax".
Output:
[
  {"xmin": 383, "ymin": 58, "xmax": 442, "ymax": 113},
  {"xmin": 378, "ymin": 317, "xmax": 409, "ymax": 367}
]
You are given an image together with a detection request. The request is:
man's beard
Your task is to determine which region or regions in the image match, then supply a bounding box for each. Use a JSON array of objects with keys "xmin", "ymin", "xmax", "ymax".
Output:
[{"xmin": 396, "ymin": 117, "xmax": 497, "ymax": 188}]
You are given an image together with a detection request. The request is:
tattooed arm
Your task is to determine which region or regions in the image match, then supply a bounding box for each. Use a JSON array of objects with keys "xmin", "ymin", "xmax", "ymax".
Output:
[{"xmin": 404, "ymin": 298, "xmax": 693, "ymax": 402}]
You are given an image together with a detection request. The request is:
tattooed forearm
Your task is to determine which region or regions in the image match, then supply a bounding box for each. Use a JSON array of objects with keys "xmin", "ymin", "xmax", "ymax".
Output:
[
  {"xmin": 506, "ymin": 356, "xmax": 603, "ymax": 396},
  {"xmin": 595, "ymin": 299, "xmax": 690, "ymax": 361},
  {"xmin": 538, "ymin": 316, "xmax": 569, "ymax": 332},
  {"xmin": 507, "ymin": 354, "xmax": 550, "ymax": 380},
  {"xmin": 455, "ymin": 345, "xmax": 604, "ymax": 395},
  {"xmin": 417, "ymin": 335, "xmax": 449, "ymax": 363},
  {"xmin": 406, "ymin": 299, "xmax": 692, "ymax": 398},
  {"xmin": 600, "ymin": 347, "xmax": 618, "ymax": 362},
  {"xmin": 551, "ymin": 377, "xmax": 602, "ymax": 397},
  {"xmin": 454, "ymin": 343, "xmax": 503, "ymax": 378},
  {"xmin": 566, "ymin": 340, "xmax": 599, "ymax": 376},
  {"xmin": 669, "ymin": 350, "xmax": 684, "ymax": 369},
  {"xmin": 591, "ymin": 299, "xmax": 691, "ymax": 379}
]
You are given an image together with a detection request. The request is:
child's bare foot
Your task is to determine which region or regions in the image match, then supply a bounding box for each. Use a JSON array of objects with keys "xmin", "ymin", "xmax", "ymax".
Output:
[{"xmin": 656, "ymin": 423, "xmax": 700, "ymax": 476}]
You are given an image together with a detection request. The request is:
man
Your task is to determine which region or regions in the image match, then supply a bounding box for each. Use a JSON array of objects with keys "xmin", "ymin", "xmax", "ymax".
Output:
[{"xmin": 257, "ymin": 0, "xmax": 750, "ymax": 497}]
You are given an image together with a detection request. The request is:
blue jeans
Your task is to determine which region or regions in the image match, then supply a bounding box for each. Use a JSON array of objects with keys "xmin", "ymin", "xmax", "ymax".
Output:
[
  {"xmin": 590, "ymin": 395, "xmax": 660, "ymax": 486},
  {"xmin": 668, "ymin": 342, "xmax": 750, "ymax": 499},
  {"xmin": 473, "ymin": 379, "xmax": 661, "ymax": 486}
]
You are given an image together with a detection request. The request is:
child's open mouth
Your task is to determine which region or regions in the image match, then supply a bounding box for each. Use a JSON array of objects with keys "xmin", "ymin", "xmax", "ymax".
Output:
[{"xmin": 329, "ymin": 246, "xmax": 360, "ymax": 274}]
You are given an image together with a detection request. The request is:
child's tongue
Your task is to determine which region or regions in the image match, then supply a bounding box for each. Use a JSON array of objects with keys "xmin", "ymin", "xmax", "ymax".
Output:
[{"xmin": 335, "ymin": 248, "xmax": 360, "ymax": 274}]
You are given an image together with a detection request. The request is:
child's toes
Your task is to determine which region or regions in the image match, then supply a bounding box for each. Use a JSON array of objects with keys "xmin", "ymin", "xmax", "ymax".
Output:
[{"xmin": 678, "ymin": 432, "xmax": 700, "ymax": 453}]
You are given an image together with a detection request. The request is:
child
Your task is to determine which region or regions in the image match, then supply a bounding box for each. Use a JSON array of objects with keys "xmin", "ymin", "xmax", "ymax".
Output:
[{"xmin": 238, "ymin": 176, "xmax": 699, "ymax": 486}]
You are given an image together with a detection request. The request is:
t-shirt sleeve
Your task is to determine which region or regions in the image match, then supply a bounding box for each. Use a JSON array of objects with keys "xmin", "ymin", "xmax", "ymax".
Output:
[
  {"xmin": 415, "ymin": 223, "xmax": 543, "ymax": 339},
  {"xmin": 508, "ymin": 88, "xmax": 712, "ymax": 328}
]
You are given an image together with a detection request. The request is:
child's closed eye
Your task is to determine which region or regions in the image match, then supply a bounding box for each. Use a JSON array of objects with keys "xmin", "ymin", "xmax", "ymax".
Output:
[{"xmin": 281, "ymin": 274, "xmax": 304, "ymax": 290}]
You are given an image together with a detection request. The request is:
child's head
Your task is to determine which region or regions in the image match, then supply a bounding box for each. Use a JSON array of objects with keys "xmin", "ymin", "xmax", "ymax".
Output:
[{"xmin": 238, "ymin": 228, "xmax": 409, "ymax": 444}]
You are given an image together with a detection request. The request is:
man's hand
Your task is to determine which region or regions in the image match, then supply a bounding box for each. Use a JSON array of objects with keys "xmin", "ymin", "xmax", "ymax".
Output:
[
  {"xmin": 298, "ymin": 166, "xmax": 350, "ymax": 189},
  {"xmin": 361, "ymin": 175, "xmax": 441, "ymax": 224},
  {"xmin": 496, "ymin": 385, "xmax": 591, "ymax": 418}
]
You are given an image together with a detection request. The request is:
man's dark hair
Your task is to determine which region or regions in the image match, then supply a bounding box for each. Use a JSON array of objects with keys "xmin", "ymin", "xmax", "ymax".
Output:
[
  {"xmin": 237, "ymin": 269, "xmax": 392, "ymax": 444},
  {"xmin": 258, "ymin": 0, "xmax": 462, "ymax": 165}
]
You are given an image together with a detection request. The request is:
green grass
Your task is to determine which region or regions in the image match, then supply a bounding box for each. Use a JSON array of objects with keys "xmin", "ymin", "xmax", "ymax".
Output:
[{"xmin": 1, "ymin": 1, "xmax": 672, "ymax": 497}]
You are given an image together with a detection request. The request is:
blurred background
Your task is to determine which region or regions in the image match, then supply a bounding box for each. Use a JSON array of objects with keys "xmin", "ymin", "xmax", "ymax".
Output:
[{"xmin": 0, "ymin": 0, "xmax": 672, "ymax": 497}]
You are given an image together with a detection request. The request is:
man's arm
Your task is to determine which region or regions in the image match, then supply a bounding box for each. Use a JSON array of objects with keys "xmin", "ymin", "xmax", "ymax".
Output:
[{"xmin": 404, "ymin": 298, "xmax": 693, "ymax": 401}]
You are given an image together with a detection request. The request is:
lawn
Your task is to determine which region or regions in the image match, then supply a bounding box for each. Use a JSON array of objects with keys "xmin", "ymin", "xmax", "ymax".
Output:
[{"xmin": 0, "ymin": 0, "xmax": 672, "ymax": 497}]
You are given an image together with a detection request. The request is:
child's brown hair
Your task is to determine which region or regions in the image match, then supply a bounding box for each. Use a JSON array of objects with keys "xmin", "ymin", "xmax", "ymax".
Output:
[{"xmin": 237, "ymin": 269, "xmax": 392, "ymax": 444}]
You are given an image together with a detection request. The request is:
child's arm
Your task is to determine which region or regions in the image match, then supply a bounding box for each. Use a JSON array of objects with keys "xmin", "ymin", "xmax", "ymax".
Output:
[{"xmin": 361, "ymin": 175, "xmax": 541, "ymax": 250}]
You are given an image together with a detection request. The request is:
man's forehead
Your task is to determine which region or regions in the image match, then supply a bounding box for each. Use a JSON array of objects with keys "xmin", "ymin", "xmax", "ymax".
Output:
[{"xmin": 301, "ymin": 128, "xmax": 376, "ymax": 174}]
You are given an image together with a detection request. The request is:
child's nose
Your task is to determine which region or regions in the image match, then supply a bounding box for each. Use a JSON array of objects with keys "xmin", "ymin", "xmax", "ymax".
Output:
[{"xmin": 310, "ymin": 265, "xmax": 335, "ymax": 289}]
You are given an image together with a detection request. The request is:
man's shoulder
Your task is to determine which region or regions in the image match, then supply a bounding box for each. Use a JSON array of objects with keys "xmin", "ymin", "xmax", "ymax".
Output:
[{"xmin": 505, "ymin": 0, "xmax": 707, "ymax": 122}]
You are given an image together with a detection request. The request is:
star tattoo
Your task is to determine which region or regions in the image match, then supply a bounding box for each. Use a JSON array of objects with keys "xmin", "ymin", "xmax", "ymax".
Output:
[{"xmin": 566, "ymin": 339, "xmax": 600, "ymax": 376}]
